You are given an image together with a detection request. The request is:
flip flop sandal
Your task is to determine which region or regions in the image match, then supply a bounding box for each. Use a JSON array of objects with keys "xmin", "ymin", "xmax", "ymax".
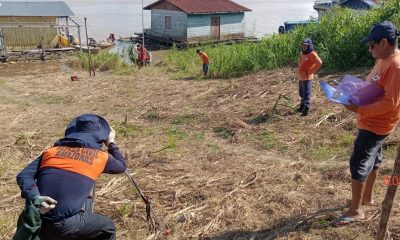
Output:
[{"xmin": 331, "ymin": 216, "xmax": 361, "ymax": 227}]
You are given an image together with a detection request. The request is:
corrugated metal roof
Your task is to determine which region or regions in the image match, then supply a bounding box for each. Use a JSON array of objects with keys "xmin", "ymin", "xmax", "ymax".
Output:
[
  {"xmin": 0, "ymin": 1, "xmax": 74, "ymax": 17},
  {"xmin": 144, "ymin": 0, "xmax": 251, "ymax": 14}
]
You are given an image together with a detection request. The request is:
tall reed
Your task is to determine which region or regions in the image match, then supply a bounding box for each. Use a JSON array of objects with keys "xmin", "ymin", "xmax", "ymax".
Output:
[
  {"xmin": 77, "ymin": 51, "xmax": 136, "ymax": 75},
  {"xmin": 165, "ymin": 0, "xmax": 400, "ymax": 78}
]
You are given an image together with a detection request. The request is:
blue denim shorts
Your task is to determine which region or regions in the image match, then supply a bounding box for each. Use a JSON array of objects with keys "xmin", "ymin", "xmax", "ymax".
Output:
[{"xmin": 350, "ymin": 129, "xmax": 388, "ymax": 181}]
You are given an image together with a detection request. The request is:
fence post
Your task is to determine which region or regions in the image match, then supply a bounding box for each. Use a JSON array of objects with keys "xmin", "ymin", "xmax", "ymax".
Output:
[{"xmin": 377, "ymin": 145, "xmax": 400, "ymax": 240}]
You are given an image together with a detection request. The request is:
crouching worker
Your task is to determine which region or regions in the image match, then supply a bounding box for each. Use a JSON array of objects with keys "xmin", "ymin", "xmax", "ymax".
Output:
[{"xmin": 14, "ymin": 114, "xmax": 127, "ymax": 240}]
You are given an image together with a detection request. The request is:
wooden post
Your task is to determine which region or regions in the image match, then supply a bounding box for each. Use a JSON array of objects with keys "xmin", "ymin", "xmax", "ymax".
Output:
[
  {"xmin": 66, "ymin": 17, "xmax": 70, "ymax": 47},
  {"xmin": 77, "ymin": 25, "xmax": 82, "ymax": 52},
  {"xmin": 376, "ymin": 145, "xmax": 400, "ymax": 240},
  {"xmin": 84, "ymin": 17, "xmax": 94, "ymax": 76}
]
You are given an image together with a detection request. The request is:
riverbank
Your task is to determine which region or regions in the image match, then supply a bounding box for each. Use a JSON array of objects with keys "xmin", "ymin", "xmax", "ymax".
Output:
[{"xmin": 1, "ymin": 61, "xmax": 400, "ymax": 239}]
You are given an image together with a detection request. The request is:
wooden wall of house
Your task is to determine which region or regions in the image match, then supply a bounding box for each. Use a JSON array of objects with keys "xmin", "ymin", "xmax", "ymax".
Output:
[
  {"xmin": 187, "ymin": 13, "xmax": 245, "ymax": 41},
  {"xmin": 0, "ymin": 16, "xmax": 57, "ymax": 51},
  {"xmin": 149, "ymin": 10, "xmax": 187, "ymax": 41}
]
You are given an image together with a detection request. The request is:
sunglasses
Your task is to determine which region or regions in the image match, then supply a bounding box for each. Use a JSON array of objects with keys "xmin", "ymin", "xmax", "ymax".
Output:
[
  {"xmin": 369, "ymin": 42, "xmax": 377, "ymax": 49},
  {"xmin": 369, "ymin": 39, "xmax": 383, "ymax": 49}
]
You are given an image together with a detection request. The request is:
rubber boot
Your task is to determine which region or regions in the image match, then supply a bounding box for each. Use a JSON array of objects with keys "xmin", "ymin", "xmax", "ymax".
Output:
[
  {"xmin": 296, "ymin": 105, "xmax": 304, "ymax": 113},
  {"xmin": 301, "ymin": 106, "xmax": 309, "ymax": 117}
]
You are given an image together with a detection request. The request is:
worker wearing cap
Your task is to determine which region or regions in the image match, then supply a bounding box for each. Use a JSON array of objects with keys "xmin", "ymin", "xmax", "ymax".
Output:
[
  {"xmin": 297, "ymin": 38, "xmax": 323, "ymax": 116},
  {"xmin": 332, "ymin": 21, "xmax": 400, "ymax": 227},
  {"xmin": 15, "ymin": 114, "xmax": 127, "ymax": 239},
  {"xmin": 196, "ymin": 49, "xmax": 209, "ymax": 77}
]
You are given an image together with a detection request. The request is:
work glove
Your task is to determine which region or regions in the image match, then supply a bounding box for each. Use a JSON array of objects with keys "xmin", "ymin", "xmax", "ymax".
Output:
[
  {"xmin": 105, "ymin": 127, "xmax": 116, "ymax": 146},
  {"xmin": 34, "ymin": 196, "xmax": 57, "ymax": 214}
]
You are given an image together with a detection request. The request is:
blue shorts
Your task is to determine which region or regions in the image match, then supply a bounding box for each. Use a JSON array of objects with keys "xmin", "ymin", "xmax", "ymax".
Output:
[{"xmin": 350, "ymin": 129, "xmax": 388, "ymax": 181}]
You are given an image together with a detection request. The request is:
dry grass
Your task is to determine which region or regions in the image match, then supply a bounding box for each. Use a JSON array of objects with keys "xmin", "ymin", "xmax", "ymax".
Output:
[{"xmin": 1, "ymin": 61, "xmax": 400, "ymax": 240}]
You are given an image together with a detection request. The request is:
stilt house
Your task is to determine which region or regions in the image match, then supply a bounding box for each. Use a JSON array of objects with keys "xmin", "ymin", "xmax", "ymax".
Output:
[
  {"xmin": 143, "ymin": 0, "xmax": 251, "ymax": 43},
  {"xmin": 0, "ymin": 1, "xmax": 74, "ymax": 51}
]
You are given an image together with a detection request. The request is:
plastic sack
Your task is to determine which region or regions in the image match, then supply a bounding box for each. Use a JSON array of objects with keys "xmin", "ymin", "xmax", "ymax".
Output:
[{"xmin": 320, "ymin": 75, "xmax": 383, "ymax": 106}]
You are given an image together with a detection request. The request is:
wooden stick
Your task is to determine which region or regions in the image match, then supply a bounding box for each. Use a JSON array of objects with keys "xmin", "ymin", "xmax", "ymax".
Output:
[
  {"xmin": 84, "ymin": 17, "xmax": 93, "ymax": 76},
  {"xmin": 376, "ymin": 145, "xmax": 400, "ymax": 240}
]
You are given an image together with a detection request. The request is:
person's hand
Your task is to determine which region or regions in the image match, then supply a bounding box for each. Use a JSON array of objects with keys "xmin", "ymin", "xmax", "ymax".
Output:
[
  {"xmin": 106, "ymin": 127, "xmax": 116, "ymax": 146},
  {"xmin": 344, "ymin": 100, "xmax": 358, "ymax": 112},
  {"xmin": 35, "ymin": 196, "xmax": 57, "ymax": 214}
]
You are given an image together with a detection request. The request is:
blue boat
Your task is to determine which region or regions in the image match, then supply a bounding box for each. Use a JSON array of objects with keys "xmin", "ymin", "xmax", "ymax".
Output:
[{"xmin": 278, "ymin": 19, "xmax": 317, "ymax": 33}]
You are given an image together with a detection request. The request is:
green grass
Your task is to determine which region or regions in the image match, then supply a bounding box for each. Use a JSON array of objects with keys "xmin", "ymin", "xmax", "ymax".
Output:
[
  {"xmin": 144, "ymin": 111, "xmax": 160, "ymax": 121},
  {"xmin": 255, "ymin": 130, "xmax": 278, "ymax": 150},
  {"xmin": 192, "ymin": 131, "xmax": 205, "ymax": 141},
  {"xmin": 207, "ymin": 143, "xmax": 220, "ymax": 151},
  {"xmin": 213, "ymin": 126, "xmax": 235, "ymax": 139},
  {"xmin": 37, "ymin": 95, "xmax": 73, "ymax": 105},
  {"xmin": 165, "ymin": 0, "xmax": 400, "ymax": 78},
  {"xmin": 170, "ymin": 114, "xmax": 197, "ymax": 125},
  {"xmin": 114, "ymin": 123, "xmax": 142, "ymax": 137},
  {"xmin": 77, "ymin": 52, "xmax": 137, "ymax": 75},
  {"xmin": 167, "ymin": 127, "xmax": 188, "ymax": 141}
]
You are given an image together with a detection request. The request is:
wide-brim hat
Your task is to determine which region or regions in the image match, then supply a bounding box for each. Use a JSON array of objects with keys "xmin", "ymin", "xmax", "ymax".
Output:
[{"xmin": 64, "ymin": 114, "xmax": 110, "ymax": 146}]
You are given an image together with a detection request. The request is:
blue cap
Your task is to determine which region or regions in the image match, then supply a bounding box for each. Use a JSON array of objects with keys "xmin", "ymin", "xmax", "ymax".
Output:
[
  {"xmin": 302, "ymin": 38, "xmax": 313, "ymax": 45},
  {"xmin": 360, "ymin": 21, "xmax": 399, "ymax": 44}
]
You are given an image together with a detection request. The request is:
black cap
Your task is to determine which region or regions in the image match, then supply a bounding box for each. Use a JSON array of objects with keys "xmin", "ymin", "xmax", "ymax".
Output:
[{"xmin": 360, "ymin": 21, "xmax": 399, "ymax": 44}]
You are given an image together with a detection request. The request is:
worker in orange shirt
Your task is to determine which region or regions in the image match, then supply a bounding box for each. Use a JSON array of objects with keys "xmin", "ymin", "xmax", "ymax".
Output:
[
  {"xmin": 196, "ymin": 49, "xmax": 209, "ymax": 77},
  {"xmin": 297, "ymin": 38, "xmax": 322, "ymax": 116},
  {"xmin": 332, "ymin": 21, "xmax": 400, "ymax": 227},
  {"xmin": 138, "ymin": 44, "xmax": 150, "ymax": 69}
]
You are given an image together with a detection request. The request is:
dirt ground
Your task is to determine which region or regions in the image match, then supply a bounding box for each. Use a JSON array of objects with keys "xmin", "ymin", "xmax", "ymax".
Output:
[{"xmin": 1, "ymin": 60, "xmax": 400, "ymax": 240}]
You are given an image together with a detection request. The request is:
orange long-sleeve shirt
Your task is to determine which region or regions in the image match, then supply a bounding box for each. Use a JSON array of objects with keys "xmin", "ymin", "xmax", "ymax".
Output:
[
  {"xmin": 298, "ymin": 51, "xmax": 322, "ymax": 80},
  {"xmin": 357, "ymin": 52, "xmax": 400, "ymax": 135},
  {"xmin": 198, "ymin": 52, "xmax": 209, "ymax": 64}
]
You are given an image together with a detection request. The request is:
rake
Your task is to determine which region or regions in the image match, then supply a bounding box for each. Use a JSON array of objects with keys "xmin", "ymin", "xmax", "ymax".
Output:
[{"xmin": 125, "ymin": 169, "xmax": 172, "ymax": 236}]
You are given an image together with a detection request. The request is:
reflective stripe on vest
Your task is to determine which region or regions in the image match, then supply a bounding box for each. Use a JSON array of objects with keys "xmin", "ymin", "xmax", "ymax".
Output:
[{"xmin": 40, "ymin": 146, "xmax": 108, "ymax": 181}]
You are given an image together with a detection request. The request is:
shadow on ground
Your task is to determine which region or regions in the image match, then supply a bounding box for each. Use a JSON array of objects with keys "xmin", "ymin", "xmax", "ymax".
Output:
[{"xmin": 202, "ymin": 206, "xmax": 345, "ymax": 240}]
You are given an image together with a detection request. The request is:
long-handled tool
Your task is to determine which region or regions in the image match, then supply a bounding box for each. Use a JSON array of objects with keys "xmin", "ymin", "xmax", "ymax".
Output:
[
  {"xmin": 84, "ymin": 17, "xmax": 95, "ymax": 76},
  {"xmin": 125, "ymin": 169, "xmax": 172, "ymax": 236}
]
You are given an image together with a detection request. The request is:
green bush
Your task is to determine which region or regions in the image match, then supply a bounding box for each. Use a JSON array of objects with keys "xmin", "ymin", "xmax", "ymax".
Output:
[
  {"xmin": 77, "ymin": 51, "xmax": 136, "ymax": 75},
  {"xmin": 165, "ymin": 0, "xmax": 400, "ymax": 78}
]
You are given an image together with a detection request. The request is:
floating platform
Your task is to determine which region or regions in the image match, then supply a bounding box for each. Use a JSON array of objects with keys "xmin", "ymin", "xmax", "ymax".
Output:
[{"xmin": 135, "ymin": 32, "xmax": 259, "ymax": 49}]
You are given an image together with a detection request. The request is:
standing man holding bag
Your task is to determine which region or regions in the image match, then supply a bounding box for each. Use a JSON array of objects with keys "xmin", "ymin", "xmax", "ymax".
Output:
[
  {"xmin": 332, "ymin": 21, "xmax": 400, "ymax": 227},
  {"xmin": 15, "ymin": 114, "xmax": 127, "ymax": 239}
]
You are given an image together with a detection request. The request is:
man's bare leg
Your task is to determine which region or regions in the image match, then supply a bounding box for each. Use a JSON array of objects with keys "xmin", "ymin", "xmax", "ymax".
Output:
[
  {"xmin": 344, "ymin": 179, "xmax": 366, "ymax": 220},
  {"xmin": 362, "ymin": 169, "xmax": 377, "ymax": 205}
]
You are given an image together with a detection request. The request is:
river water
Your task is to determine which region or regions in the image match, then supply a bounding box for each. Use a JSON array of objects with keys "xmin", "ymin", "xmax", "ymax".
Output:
[{"xmin": 61, "ymin": 0, "xmax": 317, "ymax": 40}]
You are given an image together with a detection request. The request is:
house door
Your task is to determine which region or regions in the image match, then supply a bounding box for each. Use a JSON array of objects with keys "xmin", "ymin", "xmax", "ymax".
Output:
[{"xmin": 211, "ymin": 17, "xmax": 220, "ymax": 39}]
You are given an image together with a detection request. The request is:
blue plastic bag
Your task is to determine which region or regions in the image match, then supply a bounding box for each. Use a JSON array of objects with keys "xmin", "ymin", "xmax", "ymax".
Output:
[{"xmin": 320, "ymin": 75, "xmax": 383, "ymax": 106}]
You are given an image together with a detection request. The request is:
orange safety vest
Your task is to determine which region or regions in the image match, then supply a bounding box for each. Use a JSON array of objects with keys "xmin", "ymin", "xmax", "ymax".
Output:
[{"xmin": 40, "ymin": 146, "xmax": 108, "ymax": 181}]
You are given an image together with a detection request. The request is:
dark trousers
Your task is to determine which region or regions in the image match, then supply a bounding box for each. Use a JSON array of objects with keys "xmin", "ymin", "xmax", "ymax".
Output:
[
  {"xmin": 202, "ymin": 64, "xmax": 208, "ymax": 75},
  {"xmin": 298, "ymin": 80, "xmax": 312, "ymax": 109},
  {"xmin": 41, "ymin": 199, "xmax": 116, "ymax": 240}
]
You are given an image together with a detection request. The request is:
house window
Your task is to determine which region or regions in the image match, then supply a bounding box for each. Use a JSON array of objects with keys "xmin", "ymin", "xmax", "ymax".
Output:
[{"xmin": 165, "ymin": 16, "xmax": 171, "ymax": 30}]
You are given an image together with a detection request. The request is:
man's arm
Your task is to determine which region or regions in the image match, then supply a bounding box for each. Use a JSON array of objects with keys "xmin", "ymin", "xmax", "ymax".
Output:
[
  {"xmin": 358, "ymin": 67, "xmax": 400, "ymax": 117},
  {"xmin": 309, "ymin": 52, "xmax": 322, "ymax": 74},
  {"xmin": 16, "ymin": 155, "xmax": 42, "ymax": 200},
  {"xmin": 104, "ymin": 143, "xmax": 127, "ymax": 174}
]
